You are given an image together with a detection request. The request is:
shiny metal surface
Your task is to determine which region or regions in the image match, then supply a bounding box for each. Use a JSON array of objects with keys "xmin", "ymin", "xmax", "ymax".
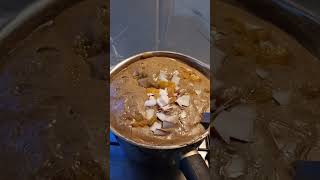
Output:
[{"xmin": 0, "ymin": 0, "xmax": 82, "ymax": 55}]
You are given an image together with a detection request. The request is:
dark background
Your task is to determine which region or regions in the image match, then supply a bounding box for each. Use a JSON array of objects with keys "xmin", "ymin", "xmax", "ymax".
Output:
[{"xmin": 0, "ymin": 0, "xmax": 36, "ymax": 29}]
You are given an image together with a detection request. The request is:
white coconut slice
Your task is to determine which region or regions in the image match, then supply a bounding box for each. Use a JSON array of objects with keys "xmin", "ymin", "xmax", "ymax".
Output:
[
  {"xmin": 159, "ymin": 70, "xmax": 168, "ymax": 82},
  {"xmin": 144, "ymin": 96, "xmax": 157, "ymax": 107},
  {"xmin": 162, "ymin": 121, "xmax": 176, "ymax": 129},
  {"xmin": 156, "ymin": 112, "xmax": 178, "ymax": 123},
  {"xmin": 157, "ymin": 89, "xmax": 169, "ymax": 107},
  {"xmin": 157, "ymin": 96, "xmax": 169, "ymax": 107},
  {"xmin": 171, "ymin": 73, "xmax": 180, "ymax": 86},
  {"xmin": 159, "ymin": 88, "xmax": 168, "ymax": 96},
  {"xmin": 165, "ymin": 115, "xmax": 178, "ymax": 123},
  {"xmin": 156, "ymin": 112, "xmax": 167, "ymax": 121},
  {"xmin": 145, "ymin": 109, "xmax": 155, "ymax": 120},
  {"xmin": 176, "ymin": 95, "xmax": 190, "ymax": 107},
  {"xmin": 150, "ymin": 121, "xmax": 162, "ymax": 132}
]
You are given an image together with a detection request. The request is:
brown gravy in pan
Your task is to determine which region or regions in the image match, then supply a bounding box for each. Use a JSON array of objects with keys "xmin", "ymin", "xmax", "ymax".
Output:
[
  {"xmin": 211, "ymin": 1, "xmax": 320, "ymax": 179},
  {"xmin": 111, "ymin": 57, "xmax": 210, "ymax": 146}
]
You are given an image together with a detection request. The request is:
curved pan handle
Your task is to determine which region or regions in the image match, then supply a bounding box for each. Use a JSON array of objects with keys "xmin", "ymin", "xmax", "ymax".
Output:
[{"xmin": 179, "ymin": 150, "xmax": 210, "ymax": 180}]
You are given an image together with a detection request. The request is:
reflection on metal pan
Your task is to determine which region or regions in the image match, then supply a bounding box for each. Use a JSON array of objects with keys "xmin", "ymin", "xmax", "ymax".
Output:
[{"xmin": 0, "ymin": 0, "xmax": 83, "ymax": 56}]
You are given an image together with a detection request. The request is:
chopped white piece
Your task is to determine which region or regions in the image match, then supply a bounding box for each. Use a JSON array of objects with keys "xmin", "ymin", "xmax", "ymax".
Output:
[
  {"xmin": 156, "ymin": 112, "xmax": 166, "ymax": 121},
  {"xmin": 171, "ymin": 73, "xmax": 180, "ymax": 86},
  {"xmin": 159, "ymin": 88, "xmax": 168, "ymax": 96},
  {"xmin": 166, "ymin": 115, "xmax": 178, "ymax": 123},
  {"xmin": 180, "ymin": 111, "xmax": 187, "ymax": 119},
  {"xmin": 195, "ymin": 89, "xmax": 201, "ymax": 95},
  {"xmin": 159, "ymin": 70, "xmax": 168, "ymax": 82},
  {"xmin": 145, "ymin": 109, "xmax": 155, "ymax": 120},
  {"xmin": 150, "ymin": 121, "xmax": 162, "ymax": 132},
  {"xmin": 176, "ymin": 95, "xmax": 190, "ymax": 107},
  {"xmin": 162, "ymin": 121, "xmax": 176, "ymax": 129},
  {"xmin": 157, "ymin": 96, "xmax": 169, "ymax": 107},
  {"xmin": 156, "ymin": 112, "xmax": 178, "ymax": 123},
  {"xmin": 144, "ymin": 96, "xmax": 157, "ymax": 107},
  {"xmin": 157, "ymin": 89, "xmax": 169, "ymax": 107}
]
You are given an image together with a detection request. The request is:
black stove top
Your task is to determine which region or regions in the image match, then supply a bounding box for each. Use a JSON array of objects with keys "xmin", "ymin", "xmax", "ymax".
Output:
[{"xmin": 110, "ymin": 132, "xmax": 209, "ymax": 180}]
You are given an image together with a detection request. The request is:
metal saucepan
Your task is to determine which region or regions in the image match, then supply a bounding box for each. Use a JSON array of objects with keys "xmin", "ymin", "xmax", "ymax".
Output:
[{"xmin": 110, "ymin": 51, "xmax": 210, "ymax": 180}]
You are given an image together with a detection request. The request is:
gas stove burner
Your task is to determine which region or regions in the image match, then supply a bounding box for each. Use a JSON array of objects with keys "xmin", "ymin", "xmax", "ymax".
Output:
[{"xmin": 110, "ymin": 132, "xmax": 210, "ymax": 166}]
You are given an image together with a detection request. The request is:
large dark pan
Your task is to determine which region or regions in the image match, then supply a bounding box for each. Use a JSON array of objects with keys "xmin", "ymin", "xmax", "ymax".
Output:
[
  {"xmin": 0, "ymin": 0, "xmax": 85, "ymax": 55},
  {"xmin": 0, "ymin": 0, "xmax": 107, "ymax": 179},
  {"xmin": 210, "ymin": 0, "xmax": 320, "ymax": 179}
]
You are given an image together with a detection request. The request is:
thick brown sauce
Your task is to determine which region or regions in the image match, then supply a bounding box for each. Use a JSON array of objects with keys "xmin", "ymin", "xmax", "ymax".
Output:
[
  {"xmin": 111, "ymin": 57, "xmax": 210, "ymax": 146},
  {"xmin": 211, "ymin": 1, "xmax": 320, "ymax": 179},
  {"xmin": 0, "ymin": 0, "xmax": 107, "ymax": 179}
]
